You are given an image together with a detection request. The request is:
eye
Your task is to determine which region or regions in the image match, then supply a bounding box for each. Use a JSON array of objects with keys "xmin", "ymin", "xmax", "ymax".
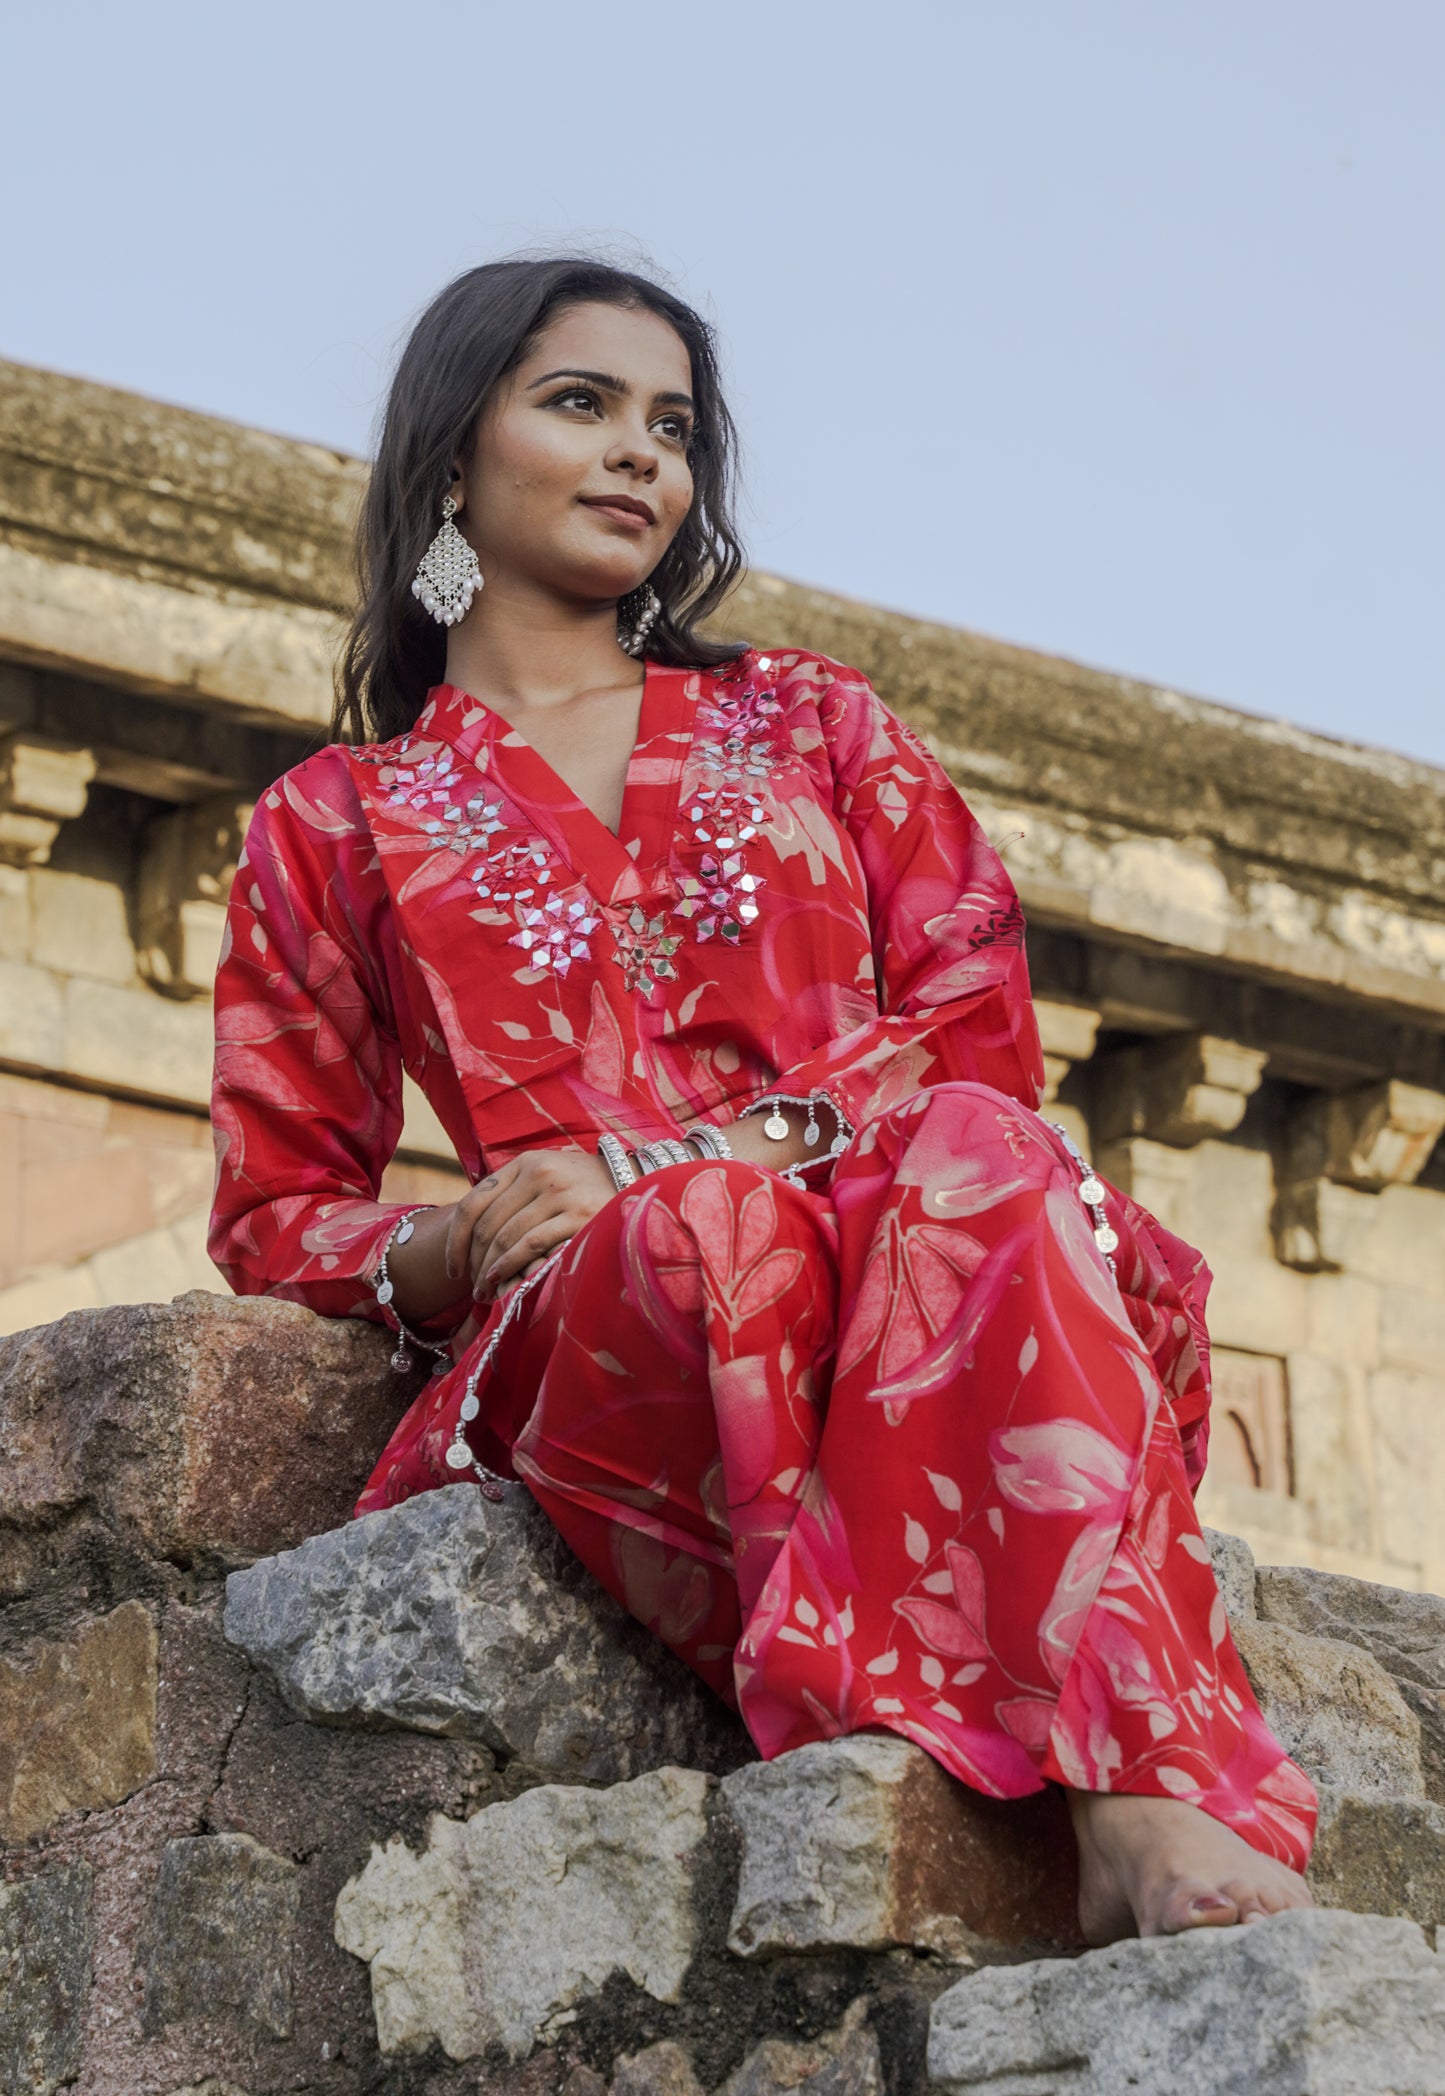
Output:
[
  {"xmin": 548, "ymin": 385, "xmax": 602, "ymax": 414},
  {"xmin": 653, "ymin": 412, "xmax": 693, "ymax": 447}
]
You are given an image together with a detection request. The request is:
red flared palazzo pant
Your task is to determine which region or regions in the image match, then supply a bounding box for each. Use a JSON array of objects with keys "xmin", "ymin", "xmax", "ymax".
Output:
[{"xmin": 474, "ymin": 1085, "xmax": 1316, "ymax": 1869}]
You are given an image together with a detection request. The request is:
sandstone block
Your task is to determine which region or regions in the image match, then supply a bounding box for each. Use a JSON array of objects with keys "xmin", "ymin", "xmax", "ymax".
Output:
[
  {"xmin": 0, "ymin": 1865, "xmax": 93, "ymax": 2096},
  {"xmin": 722, "ymin": 1734, "xmax": 1080, "ymax": 1961},
  {"xmin": 0, "ymin": 1598, "xmax": 156, "ymax": 1840},
  {"xmin": 1232, "ymin": 1616, "xmax": 1425, "ymax": 1797},
  {"xmin": 224, "ymin": 1483, "xmax": 748, "ymax": 1784},
  {"xmin": 0, "ymin": 1289, "xmax": 420, "ymax": 1562},
  {"xmin": 140, "ymin": 1833, "xmax": 300, "ymax": 2039},
  {"xmin": 1310, "ymin": 1791, "xmax": 1445, "ymax": 1929},
  {"xmin": 334, "ymin": 1764, "xmax": 712, "ymax": 2062},
  {"xmin": 927, "ymin": 1909, "xmax": 1445, "ymax": 2094},
  {"xmin": 1203, "ymin": 1526, "xmax": 1257, "ymax": 1622}
]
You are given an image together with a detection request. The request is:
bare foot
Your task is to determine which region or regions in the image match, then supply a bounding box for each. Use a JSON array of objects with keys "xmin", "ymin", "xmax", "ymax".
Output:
[{"xmin": 1066, "ymin": 1790, "xmax": 1313, "ymax": 1944}]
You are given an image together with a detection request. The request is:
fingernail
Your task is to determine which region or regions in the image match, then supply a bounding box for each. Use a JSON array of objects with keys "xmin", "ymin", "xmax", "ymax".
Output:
[{"xmin": 1190, "ymin": 1895, "xmax": 1233, "ymax": 1915}]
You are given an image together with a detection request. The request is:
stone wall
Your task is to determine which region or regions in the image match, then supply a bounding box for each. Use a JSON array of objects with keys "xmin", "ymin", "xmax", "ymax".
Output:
[
  {"xmin": 3, "ymin": 1293, "xmax": 1445, "ymax": 2094},
  {"xmin": 3, "ymin": 355, "xmax": 1445, "ymax": 1592}
]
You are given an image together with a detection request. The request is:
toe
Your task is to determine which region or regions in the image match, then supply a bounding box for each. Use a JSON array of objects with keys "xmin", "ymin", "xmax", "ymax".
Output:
[{"xmin": 1156, "ymin": 1880, "xmax": 1241, "ymax": 1937}]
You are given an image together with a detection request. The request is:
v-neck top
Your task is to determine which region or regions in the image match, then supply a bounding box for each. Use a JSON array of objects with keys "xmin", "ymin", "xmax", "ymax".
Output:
[{"xmin": 210, "ymin": 648, "xmax": 1045, "ymax": 1317}]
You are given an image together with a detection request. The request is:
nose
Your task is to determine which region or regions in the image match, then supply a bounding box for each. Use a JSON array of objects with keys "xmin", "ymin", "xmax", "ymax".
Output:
[{"xmin": 605, "ymin": 412, "xmax": 661, "ymax": 482}]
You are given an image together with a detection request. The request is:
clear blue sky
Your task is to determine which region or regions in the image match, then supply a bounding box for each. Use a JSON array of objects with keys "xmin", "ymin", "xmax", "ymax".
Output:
[{"xmin": 5, "ymin": 2, "xmax": 1441, "ymax": 762}]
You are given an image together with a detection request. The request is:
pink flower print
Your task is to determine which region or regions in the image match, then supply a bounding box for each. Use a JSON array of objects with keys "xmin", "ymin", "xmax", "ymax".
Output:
[
  {"xmin": 895, "ymin": 1541, "xmax": 992, "ymax": 1662},
  {"xmin": 990, "ymin": 1419, "xmax": 1135, "ymax": 1517}
]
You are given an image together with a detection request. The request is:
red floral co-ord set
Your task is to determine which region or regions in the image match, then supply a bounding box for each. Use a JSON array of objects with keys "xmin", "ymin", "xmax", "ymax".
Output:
[{"xmin": 210, "ymin": 648, "xmax": 1317, "ymax": 1870}]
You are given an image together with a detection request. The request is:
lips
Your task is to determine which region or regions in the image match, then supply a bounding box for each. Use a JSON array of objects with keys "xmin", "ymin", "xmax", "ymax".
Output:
[{"xmin": 580, "ymin": 495, "xmax": 656, "ymax": 525}]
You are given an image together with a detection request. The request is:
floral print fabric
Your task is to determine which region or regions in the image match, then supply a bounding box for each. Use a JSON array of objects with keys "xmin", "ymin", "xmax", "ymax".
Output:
[{"xmin": 210, "ymin": 648, "xmax": 1314, "ymax": 1869}]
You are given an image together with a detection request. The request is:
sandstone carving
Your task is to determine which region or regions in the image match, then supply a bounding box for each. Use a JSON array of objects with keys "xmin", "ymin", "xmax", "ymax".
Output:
[
  {"xmin": 722, "ymin": 1733, "xmax": 1079, "ymax": 1960},
  {"xmin": 224, "ymin": 1482, "xmax": 749, "ymax": 1783},
  {"xmin": 334, "ymin": 1765, "xmax": 713, "ymax": 2062},
  {"xmin": 927, "ymin": 1908, "xmax": 1445, "ymax": 2094},
  {"xmin": 0, "ymin": 1598, "xmax": 156, "ymax": 1841}
]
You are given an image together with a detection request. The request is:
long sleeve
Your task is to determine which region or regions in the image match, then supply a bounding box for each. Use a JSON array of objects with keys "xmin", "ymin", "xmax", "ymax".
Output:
[
  {"xmin": 209, "ymin": 755, "xmax": 417, "ymax": 1319},
  {"xmin": 753, "ymin": 660, "xmax": 1045, "ymax": 1134}
]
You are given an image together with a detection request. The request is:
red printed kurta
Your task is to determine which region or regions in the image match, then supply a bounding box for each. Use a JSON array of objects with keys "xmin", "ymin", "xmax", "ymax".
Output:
[{"xmin": 211, "ymin": 649, "xmax": 1316, "ymax": 1867}]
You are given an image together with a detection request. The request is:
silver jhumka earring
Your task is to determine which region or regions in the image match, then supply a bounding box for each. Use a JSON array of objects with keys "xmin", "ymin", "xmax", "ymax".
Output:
[
  {"xmin": 618, "ymin": 584, "xmax": 661, "ymax": 658},
  {"xmin": 411, "ymin": 495, "xmax": 483, "ymax": 627}
]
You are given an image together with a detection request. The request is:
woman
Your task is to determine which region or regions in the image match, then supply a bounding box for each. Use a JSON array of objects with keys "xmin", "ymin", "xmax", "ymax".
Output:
[{"xmin": 210, "ymin": 256, "xmax": 1316, "ymax": 1946}]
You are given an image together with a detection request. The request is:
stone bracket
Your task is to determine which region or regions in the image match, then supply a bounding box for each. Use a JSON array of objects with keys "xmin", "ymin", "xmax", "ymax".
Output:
[
  {"xmin": 1091, "ymin": 1031, "xmax": 1267, "ymax": 1148},
  {"xmin": 0, "ymin": 731, "xmax": 96, "ymax": 868},
  {"xmin": 136, "ymin": 793, "xmax": 253, "ymax": 998},
  {"xmin": 1277, "ymin": 1079, "xmax": 1445, "ymax": 1270}
]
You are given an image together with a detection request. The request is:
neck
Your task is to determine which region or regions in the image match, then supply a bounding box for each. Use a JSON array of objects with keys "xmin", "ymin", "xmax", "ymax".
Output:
[{"xmin": 443, "ymin": 574, "xmax": 639, "ymax": 712}]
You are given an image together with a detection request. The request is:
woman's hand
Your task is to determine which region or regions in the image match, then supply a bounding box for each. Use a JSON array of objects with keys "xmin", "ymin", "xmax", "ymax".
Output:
[{"xmin": 445, "ymin": 1149, "xmax": 618, "ymax": 1303}]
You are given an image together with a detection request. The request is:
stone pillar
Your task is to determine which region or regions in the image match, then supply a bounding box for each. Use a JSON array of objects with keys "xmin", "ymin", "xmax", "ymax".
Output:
[{"xmin": 1032, "ymin": 998, "xmax": 1101, "ymax": 1156}]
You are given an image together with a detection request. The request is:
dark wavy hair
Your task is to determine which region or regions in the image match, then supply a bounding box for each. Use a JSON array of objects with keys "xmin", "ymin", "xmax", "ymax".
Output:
[{"xmin": 332, "ymin": 257, "xmax": 747, "ymax": 744}]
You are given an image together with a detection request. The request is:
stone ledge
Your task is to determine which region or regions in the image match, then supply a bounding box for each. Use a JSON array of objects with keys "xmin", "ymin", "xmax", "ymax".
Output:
[{"xmin": 0, "ymin": 1289, "xmax": 420, "ymax": 1566}]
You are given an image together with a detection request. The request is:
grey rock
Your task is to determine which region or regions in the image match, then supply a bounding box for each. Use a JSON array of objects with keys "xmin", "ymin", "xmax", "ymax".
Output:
[
  {"xmin": 225, "ymin": 1483, "xmax": 749, "ymax": 1785},
  {"xmin": 1203, "ymin": 1526, "xmax": 1257, "ymax": 1622},
  {"xmin": 1310, "ymin": 1789, "xmax": 1445, "ymax": 1929},
  {"xmin": 0, "ymin": 1864, "xmax": 93, "ymax": 2096},
  {"xmin": 140, "ymin": 1832, "xmax": 300, "ymax": 2039},
  {"xmin": 1232, "ymin": 1616, "xmax": 1425, "ymax": 1797},
  {"xmin": 927, "ymin": 1908, "xmax": 1445, "ymax": 2094},
  {"xmin": 334, "ymin": 1763, "xmax": 713, "ymax": 2062},
  {"xmin": 1258, "ymin": 1566, "xmax": 1445, "ymax": 1802},
  {"xmin": 1257, "ymin": 1564, "xmax": 1445, "ymax": 1690}
]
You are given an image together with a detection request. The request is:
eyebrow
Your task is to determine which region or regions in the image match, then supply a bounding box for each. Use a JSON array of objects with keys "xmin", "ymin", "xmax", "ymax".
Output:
[{"xmin": 528, "ymin": 367, "xmax": 695, "ymax": 411}]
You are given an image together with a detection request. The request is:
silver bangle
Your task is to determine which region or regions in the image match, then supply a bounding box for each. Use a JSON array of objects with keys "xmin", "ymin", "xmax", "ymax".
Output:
[
  {"xmin": 374, "ymin": 1207, "xmax": 451, "ymax": 1373},
  {"xmin": 689, "ymin": 1122, "xmax": 734, "ymax": 1161},
  {"xmin": 597, "ymin": 1132, "xmax": 638, "ymax": 1191}
]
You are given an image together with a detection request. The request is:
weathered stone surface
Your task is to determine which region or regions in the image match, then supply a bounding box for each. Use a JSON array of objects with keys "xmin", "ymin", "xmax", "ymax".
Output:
[
  {"xmin": 0, "ymin": 1290, "xmax": 420, "ymax": 1563},
  {"xmin": 0, "ymin": 1598, "xmax": 157, "ymax": 1839},
  {"xmin": 225, "ymin": 1484, "xmax": 749, "ymax": 1783},
  {"xmin": 0, "ymin": 1864, "xmax": 93, "ymax": 2096},
  {"xmin": 1203, "ymin": 1526, "xmax": 1257, "ymax": 1622},
  {"xmin": 717, "ymin": 2002, "xmax": 883, "ymax": 2096},
  {"xmin": 140, "ymin": 1832, "xmax": 301, "ymax": 2039},
  {"xmin": 927, "ymin": 1909, "xmax": 1445, "ymax": 2094},
  {"xmin": 1232, "ymin": 1616, "xmax": 1425, "ymax": 1797},
  {"xmin": 1310, "ymin": 1790, "xmax": 1445, "ymax": 1928},
  {"xmin": 723, "ymin": 1735, "xmax": 1080, "ymax": 1960},
  {"xmin": 611, "ymin": 2039, "xmax": 707, "ymax": 2096},
  {"xmin": 1256, "ymin": 1563, "xmax": 1445, "ymax": 1690},
  {"xmin": 1255, "ymin": 1564, "xmax": 1445, "ymax": 1803},
  {"xmin": 334, "ymin": 1765, "xmax": 713, "ymax": 2062},
  {"xmin": 162, "ymin": 2084, "xmax": 254, "ymax": 2096}
]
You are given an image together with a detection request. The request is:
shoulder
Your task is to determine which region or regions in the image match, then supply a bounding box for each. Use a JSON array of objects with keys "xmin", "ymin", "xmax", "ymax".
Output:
[{"xmin": 247, "ymin": 742, "xmax": 379, "ymax": 864}]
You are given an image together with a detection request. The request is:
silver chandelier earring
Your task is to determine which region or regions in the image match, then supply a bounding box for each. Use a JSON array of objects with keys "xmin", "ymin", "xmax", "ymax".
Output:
[
  {"xmin": 412, "ymin": 495, "xmax": 483, "ymax": 627},
  {"xmin": 618, "ymin": 584, "xmax": 661, "ymax": 659}
]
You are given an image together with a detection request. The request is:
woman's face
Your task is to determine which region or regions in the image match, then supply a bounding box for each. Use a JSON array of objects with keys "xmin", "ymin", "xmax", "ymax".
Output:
[{"xmin": 456, "ymin": 300, "xmax": 696, "ymax": 605}]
